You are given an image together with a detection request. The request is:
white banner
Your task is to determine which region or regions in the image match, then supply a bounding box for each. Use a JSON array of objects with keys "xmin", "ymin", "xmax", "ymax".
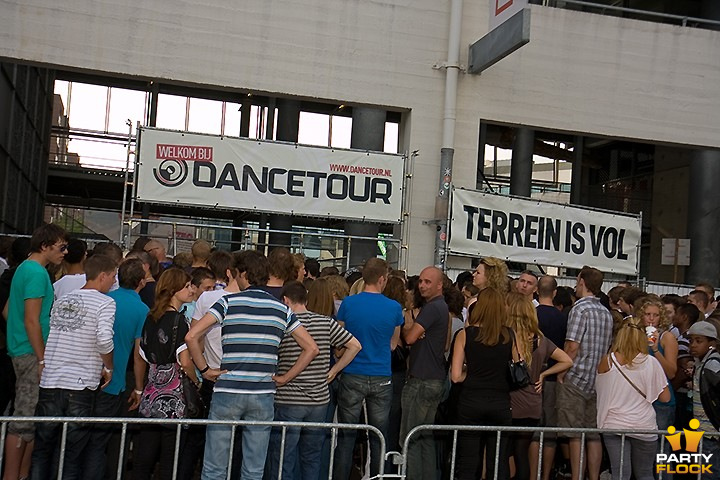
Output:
[
  {"xmin": 448, "ymin": 188, "xmax": 641, "ymax": 275},
  {"xmin": 136, "ymin": 128, "xmax": 404, "ymax": 223}
]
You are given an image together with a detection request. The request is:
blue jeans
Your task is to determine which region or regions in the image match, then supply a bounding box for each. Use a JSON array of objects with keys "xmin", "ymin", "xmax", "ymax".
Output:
[
  {"xmin": 318, "ymin": 380, "xmax": 339, "ymax": 480},
  {"xmin": 201, "ymin": 391, "xmax": 274, "ymax": 480},
  {"xmin": 333, "ymin": 373, "xmax": 393, "ymax": 480},
  {"xmin": 82, "ymin": 389, "xmax": 123, "ymax": 480},
  {"xmin": 31, "ymin": 387, "xmax": 95, "ymax": 480},
  {"xmin": 266, "ymin": 403, "xmax": 327, "ymax": 480},
  {"xmin": 400, "ymin": 377, "xmax": 446, "ymax": 480},
  {"xmin": 602, "ymin": 434, "xmax": 657, "ymax": 480}
]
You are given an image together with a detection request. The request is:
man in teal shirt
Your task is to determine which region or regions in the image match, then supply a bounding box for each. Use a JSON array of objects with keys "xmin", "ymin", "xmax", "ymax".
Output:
[{"xmin": 2, "ymin": 223, "xmax": 67, "ymax": 480}]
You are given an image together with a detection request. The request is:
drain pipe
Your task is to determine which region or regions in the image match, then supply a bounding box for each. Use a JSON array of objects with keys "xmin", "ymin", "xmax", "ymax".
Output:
[{"xmin": 433, "ymin": 0, "xmax": 464, "ymax": 269}]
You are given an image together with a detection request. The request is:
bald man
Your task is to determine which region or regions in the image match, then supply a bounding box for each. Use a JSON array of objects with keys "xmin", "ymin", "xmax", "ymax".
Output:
[
  {"xmin": 143, "ymin": 240, "xmax": 168, "ymax": 265},
  {"xmin": 401, "ymin": 266, "xmax": 449, "ymax": 480}
]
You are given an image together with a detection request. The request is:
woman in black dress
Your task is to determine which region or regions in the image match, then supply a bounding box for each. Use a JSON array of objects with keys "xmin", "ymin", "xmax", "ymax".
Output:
[
  {"xmin": 134, "ymin": 268, "xmax": 198, "ymax": 480},
  {"xmin": 450, "ymin": 288, "xmax": 513, "ymax": 480}
]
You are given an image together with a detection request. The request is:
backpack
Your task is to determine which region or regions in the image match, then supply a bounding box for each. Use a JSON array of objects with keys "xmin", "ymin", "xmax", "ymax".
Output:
[{"xmin": 699, "ymin": 352, "xmax": 720, "ymax": 431}]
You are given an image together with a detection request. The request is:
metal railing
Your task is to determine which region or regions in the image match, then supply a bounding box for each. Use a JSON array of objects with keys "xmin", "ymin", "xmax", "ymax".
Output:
[
  {"xmin": 400, "ymin": 424, "xmax": 720, "ymax": 480},
  {"xmin": 554, "ymin": 275, "xmax": 696, "ymax": 297},
  {"xmin": 2, "ymin": 415, "xmax": 718, "ymax": 479},
  {"xmin": 124, "ymin": 218, "xmax": 404, "ymax": 271},
  {"xmin": 0, "ymin": 416, "xmax": 387, "ymax": 480}
]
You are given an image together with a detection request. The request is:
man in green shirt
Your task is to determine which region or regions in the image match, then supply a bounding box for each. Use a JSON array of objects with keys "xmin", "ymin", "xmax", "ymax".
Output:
[{"xmin": 2, "ymin": 223, "xmax": 67, "ymax": 480}]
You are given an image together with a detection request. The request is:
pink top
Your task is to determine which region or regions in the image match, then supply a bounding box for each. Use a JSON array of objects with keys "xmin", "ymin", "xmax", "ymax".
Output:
[{"xmin": 596, "ymin": 353, "xmax": 667, "ymax": 440}]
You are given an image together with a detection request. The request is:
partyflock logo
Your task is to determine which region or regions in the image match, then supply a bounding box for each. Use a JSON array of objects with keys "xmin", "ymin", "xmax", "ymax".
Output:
[
  {"xmin": 656, "ymin": 419, "xmax": 713, "ymax": 475},
  {"xmin": 153, "ymin": 144, "xmax": 213, "ymax": 187}
]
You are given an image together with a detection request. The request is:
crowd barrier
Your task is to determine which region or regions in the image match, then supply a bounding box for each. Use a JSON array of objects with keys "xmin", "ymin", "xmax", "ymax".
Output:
[
  {"xmin": 2, "ymin": 416, "xmax": 717, "ymax": 480},
  {"xmin": 400, "ymin": 424, "xmax": 720, "ymax": 480},
  {"xmin": 0, "ymin": 416, "xmax": 387, "ymax": 480}
]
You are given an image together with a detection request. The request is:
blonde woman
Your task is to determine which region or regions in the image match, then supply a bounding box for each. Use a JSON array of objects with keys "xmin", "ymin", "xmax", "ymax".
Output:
[
  {"xmin": 505, "ymin": 293, "xmax": 572, "ymax": 480},
  {"xmin": 325, "ymin": 274, "xmax": 349, "ymax": 315},
  {"xmin": 596, "ymin": 316, "xmax": 670, "ymax": 480},
  {"xmin": 471, "ymin": 257, "xmax": 509, "ymax": 295},
  {"xmin": 636, "ymin": 295, "xmax": 678, "ymax": 430}
]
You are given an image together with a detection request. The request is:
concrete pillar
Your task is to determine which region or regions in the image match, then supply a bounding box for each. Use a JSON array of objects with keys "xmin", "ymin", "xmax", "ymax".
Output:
[
  {"xmin": 345, "ymin": 107, "xmax": 385, "ymax": 267},
  {"xmin": 687, "ymin": 150, "xmax": 720, "ymax": 286},
  {"xmin": 268, "ymin": 99, "xmax": 300, "ymax": 250},
  {"xmin": 239, "ymin": 97, "xmax": 251, "ymax": 138},
  {"xmin": 509, "ymin": 127, "xmax": 534, "ymax": 197},
  {"xmin": 139, "ymin": 82, "xmax": 161, "ymax": 235},
  {"xmin": 140, "ymin": 203, "xmax": 150, "ymax": 235},
  {"xmin": 231, "ymin": 216, "xmax": 244, "ymax": 252},
  {"xmin": 570, "ymin": 136, "xmax": 584, "ymax": 205},
  {"xmin": 147, "ymin": 82, "xmax": 159, "ymax": 127}
]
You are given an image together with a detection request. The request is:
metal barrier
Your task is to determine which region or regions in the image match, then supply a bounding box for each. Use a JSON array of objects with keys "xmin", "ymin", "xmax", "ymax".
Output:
[
  {"xmin": 400, "ymin": 424, "xmax": 720, "ymax": 480},
  {"xmin": 0, "ymin": 416, "xmax": 387, "ymax": 480},
  {"xmin": 2, "ymin": 416, "xmax": 719, "ymax": 479},
  {"xmin": 555, "ymin": 275, "xmax": 696, "ymax": 297},
  {"xmin": 123, "ymin": 217, "xmax": 405, "ymax": 271}
]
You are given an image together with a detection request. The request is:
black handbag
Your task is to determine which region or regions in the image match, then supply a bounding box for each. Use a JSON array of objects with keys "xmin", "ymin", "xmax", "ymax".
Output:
[
  {"xmin": 181, "ymin": 372, "xmax": 205, "ymax": 419},
  {"xmin": 508, "ymin": 328, "xmax": 531, "ymax": 391},
  {"xmin": 171, "ymin": 312, "xmax": 206, "ymax": 419}
]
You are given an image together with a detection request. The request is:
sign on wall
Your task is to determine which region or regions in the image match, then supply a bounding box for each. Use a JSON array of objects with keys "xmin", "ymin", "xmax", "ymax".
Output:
[
  {"xmin": 448, "ymin": 188, "xmax": 641, "ymax": 275},
  {"xmin": 489, "ymin": 0, "xmax": 528, "ymax": 32},
  {"xmin": 136, "ymin": 128, "xmax": 404, "ymax": 223}
]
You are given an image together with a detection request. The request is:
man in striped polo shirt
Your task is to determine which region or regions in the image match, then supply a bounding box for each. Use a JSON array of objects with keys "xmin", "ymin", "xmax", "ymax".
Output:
[
  {"xmin": 186, "ymin": 250, "xmax": 319, "ymax": 480},
  {"xmin": 266, "ymin": 281, "xmax": 362, "ymax": 480}
]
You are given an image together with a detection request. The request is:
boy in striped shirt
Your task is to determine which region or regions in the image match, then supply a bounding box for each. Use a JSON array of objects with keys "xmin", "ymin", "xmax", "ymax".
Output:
[
  {"xmin": 30, "ymin": 254, "xmax": 117, "ymax": 479},
  {"xmin": 266, "ymin": 281, "xmax": 361, "ymax": 480},
  {"xmin": 186, "ymin": 250, "xmax": 318, "ymax": 480}
]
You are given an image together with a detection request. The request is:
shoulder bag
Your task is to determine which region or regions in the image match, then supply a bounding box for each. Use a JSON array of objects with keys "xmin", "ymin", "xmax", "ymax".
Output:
[
  {"xmin": 508, "ymin": 328, "xmax": 531, "ymax": 391},
  {"xmin": 172, "ymin": 311, "xmax": 205, "ymax": 419},
  {"xmin": 609, "ymin": 354, "xmax": 646, "ymax": 398}
]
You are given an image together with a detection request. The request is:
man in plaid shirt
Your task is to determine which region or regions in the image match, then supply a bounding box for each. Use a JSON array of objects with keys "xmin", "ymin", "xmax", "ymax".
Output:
[{"xmin": 556, "ymin": 266, "xmax": 613, "ymax": 480}]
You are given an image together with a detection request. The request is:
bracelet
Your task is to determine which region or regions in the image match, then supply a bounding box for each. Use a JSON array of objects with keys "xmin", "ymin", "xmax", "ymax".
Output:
[
  {"xmin": 38, "ymin": 360, "xmax": 45, "ymax": 365},
  {"xmin": 134, "ymin": 389, "xmax": 143, "ymax": 396},
  {"xmin": 199, "ymin": 365, "xmax": 210, "ymax": 374},
  {"xmin": 103, "ymin": 366, "xmax": 113, "ymax": 373}
]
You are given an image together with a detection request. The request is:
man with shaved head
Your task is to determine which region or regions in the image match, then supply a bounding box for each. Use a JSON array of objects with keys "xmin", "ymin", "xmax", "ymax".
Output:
[
  {"xmin": 143, "ymin": 239, "xmax": 167, "ymax": 264},
  {"xmin": 401, "ymin": 266, "xmax": 449, "ymax": 480}
]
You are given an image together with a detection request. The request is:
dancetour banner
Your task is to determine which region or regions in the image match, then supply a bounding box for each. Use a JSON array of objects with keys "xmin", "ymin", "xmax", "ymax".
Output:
[
  {"xmin": 136, "ymin": 127, "xmax": 404, "ymax": 223},
  {"xmin": 448, "ymin": 187, "xmax": 641, "ymax": 275}
]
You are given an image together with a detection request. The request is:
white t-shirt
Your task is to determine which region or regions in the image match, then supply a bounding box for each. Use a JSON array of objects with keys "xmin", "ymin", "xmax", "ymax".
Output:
[
  {"xmin": 596, "ymin": 352, "xmax": 668, "ymax": 440},
  {"xmin": 42, "ymin": 289, "xmax": 115, "ymax": 390},
  {"xmin": 192, "ymin": 288, "xmax": 230, "ymax": 369},
  {"xmin": 53, "ymin": 273, "xmax": 87, "ymax": 301}
]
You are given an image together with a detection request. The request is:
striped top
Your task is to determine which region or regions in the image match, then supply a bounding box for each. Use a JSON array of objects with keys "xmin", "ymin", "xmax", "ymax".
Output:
[
  {"xmin": 208, "ymin": 287, "xmax": 300, "ymax": 395},
  {"xmin": 276, "ymin": 311, "xmax": 354, "ymax": 405},
  {"xmin": 41, "ymin": 289, "xmax": 115, "ymax": 390}
]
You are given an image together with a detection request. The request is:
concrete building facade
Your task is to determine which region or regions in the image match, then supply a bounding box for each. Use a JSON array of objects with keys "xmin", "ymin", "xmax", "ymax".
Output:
[{"xmin": 1, "ymin": 0, "xmax": 719, "ymax": 279}]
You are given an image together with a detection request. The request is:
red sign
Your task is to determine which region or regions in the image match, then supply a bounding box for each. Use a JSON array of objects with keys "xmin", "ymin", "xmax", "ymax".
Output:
[{"xmin": 496, "ymin": 0, "xmax": 514, "ymax": 15}]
